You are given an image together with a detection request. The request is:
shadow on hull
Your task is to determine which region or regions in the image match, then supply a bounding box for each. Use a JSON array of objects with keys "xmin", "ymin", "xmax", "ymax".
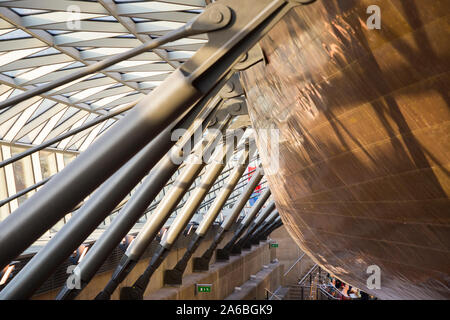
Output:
[{"xmin": 241, "ymin": 0, "xmax": 450, "ymax": 299}]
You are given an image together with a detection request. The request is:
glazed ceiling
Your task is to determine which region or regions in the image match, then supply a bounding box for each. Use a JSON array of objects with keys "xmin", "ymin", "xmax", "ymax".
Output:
[{"xmin": 0, "ymin": 0, "xmax": 207, "ymax": 152}]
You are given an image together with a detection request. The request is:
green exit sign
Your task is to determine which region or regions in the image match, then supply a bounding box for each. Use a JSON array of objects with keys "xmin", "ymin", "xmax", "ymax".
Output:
[
  {"xmin": 270, "ymin": 243, "xmax": 279, "ymax": 248},
  {"xmin": 197, "ymin": 284, "xmax": 212, "ymax": 293}
]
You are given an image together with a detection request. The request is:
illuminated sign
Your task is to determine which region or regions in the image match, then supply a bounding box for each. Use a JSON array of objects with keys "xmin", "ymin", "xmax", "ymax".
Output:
[{"xmin": 196, "ymin": 284, "xmax": 212, "ymax": 293}]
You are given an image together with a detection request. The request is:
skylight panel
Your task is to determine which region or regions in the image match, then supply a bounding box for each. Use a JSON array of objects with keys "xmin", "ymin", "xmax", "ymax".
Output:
[
  {"xmin": 2, "ymin": 68, "xmax": 34, "ymax": 77},
  {"xmin": 10, "ymin": 8, "xmax": 49, "ymax": 16},
  {"xmin": 14, "ymin": 62, "xmax": 74, "ymax": 85},
  {"xmin": 136, "ymin": 21, "xmax": 184, "ymax": 33},
  {"xmin": 27, "ymin": 47, "xmax": 59, "ymax": 58},
  {"xmin": 91, "ymin": 92, "xmax": 131, "ymax": 108},
  {"xmin": 116, "ymin": 2, "xmax": 200, "ymax": 15},
  {"xmin": 0, "ymin": 28, "xmax": 14, "ymax": 36},
  {"xmin": 28, "ymin": 99, "xmax": 58, "ymax": 123},
  {"xmin": 0, "ymin": 29, "xmax": 31, "ymax": 40},
  {"xmin": 0, "ymin": 87, "xmax": 13, "ymax": 103},
  {"xmin": 87, "ymin": 74, "xmax": 106, "ymax": 80},
  {"xmin": 90, "ymin": 16, "xmax": 118, "ymax": 22},
  {"xmin": 47, "ymin": 30, "xmax": 72, "ymax": 35},
  {"xmin": 69, "ymin": 83, "xmax": 115, "ymax": 102},
  {"xmin": 131, "ymin": 17, "xmax": 151, "ymax": 22},
  {"xmin": 59, "ymin": 61, "xmax": 85, "ymax": 70},
  {"xmin": 0, "ymin": 47, "xmax": 45, "ymax": 67},
  {"xmin": 54, "ymin": 31, "xmax": 127, "ymax": 45},
  {"xmin": 114, "ymin": 34, "xmax": 137, "ymax": 38},
  {"xmin": 55, "ymin": 107, "xmax": 81, "ymax": 128},
  {"xmin": 21, "ymin": 12, "xmax": 107, "ymax": 27},
  {"xmin": 80, "ymin": 47, "xmax": 129, "ymax": 60}
]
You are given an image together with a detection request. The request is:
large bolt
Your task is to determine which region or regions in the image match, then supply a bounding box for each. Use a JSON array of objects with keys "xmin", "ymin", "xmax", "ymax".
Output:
[
  {"xmin": 209, "ymin": 8, "xmax": 224, "ymax": 24},
  {"xmin": 231, "ymin": 102, "xmax": 242, "ymax": 113},
  {"xmin": 224, "ymin": 82, "xmax": 235, "ymax": 93}
]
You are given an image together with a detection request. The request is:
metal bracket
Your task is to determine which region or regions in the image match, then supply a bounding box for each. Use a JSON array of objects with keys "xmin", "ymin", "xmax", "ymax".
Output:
[
  {"xmin": 233, "ymin": 44, "xmax": 266, "ymax": 71},
  {"xmin": 219, "ymin": 74, "xmax": 244, "ymax": 99},
  {"xmin": 187, "ymin": 3, "xmax": 232, "ymax": 35},
  {"xmin": 208, "ymin": 97, "xmax": 249, "ymax": 129}
]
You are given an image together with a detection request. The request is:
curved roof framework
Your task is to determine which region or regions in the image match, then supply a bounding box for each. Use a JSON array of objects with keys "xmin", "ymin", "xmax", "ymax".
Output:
[
  {"xmin": 0, "ymin": 0, "xmax": 216, "ymax": 217},
  {"xmin": 0, "ymin": 0, "xmax": 207, "ymax": 152},
  {"xmin": 0, "ymin": 0, "xmax": 264, "ymax": 249}
]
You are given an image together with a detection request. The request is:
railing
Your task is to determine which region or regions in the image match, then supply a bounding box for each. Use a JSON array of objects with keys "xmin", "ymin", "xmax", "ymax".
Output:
[
  {"xmin": 298, "ymin": 263, "xmax": 319, "ymax": 285},
  {"xmin": 280, "ymin": 264, "xmax": 334, "ymax": 300},
  {"xmin": 283, "ymin": 253, "xmax": 305, "ymax": 277},
  {"xmin": 318, "ymin": 284, "xmax": 344, "ymax": 300},
  {"xmin": 284, "ymin": 285, "xmax": 335, "ymax": 300},
  {"xmin": 265, "ymin": 288, "xmax": 283, "ymax": 300}
]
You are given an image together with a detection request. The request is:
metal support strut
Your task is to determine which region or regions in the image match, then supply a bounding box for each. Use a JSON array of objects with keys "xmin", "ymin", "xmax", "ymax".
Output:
[
  {"xmin": 255, "ymin": 216, "xmax": 284, "ymax": 242},
  {"xmin": 230, "ymin": 203, "xmax": 277, "ymax": 254},
  {"xmin": 215, "ymin": 188, "xmax": 271, "ymax": 261},
  {"xmin": 93, "ymin": 115, "xmax": 233, "ymax": 300},
  {"xmin": 119, "ymin": 126, "xmax": 247, "ymax": 300},
  {"xmin": 192, "ymin": 167, "xmax": 264, "ymax": 272},
  {"xmin": 164, "ymin": 145, "xmax": 252, "ymax": 285},
  {"xmin": 55, "ymin": 74, "xmax": 241, "ymax": 301},
  {"xmin": 246, "ymin": 211, "xmax": 280, "ymax": 246}
]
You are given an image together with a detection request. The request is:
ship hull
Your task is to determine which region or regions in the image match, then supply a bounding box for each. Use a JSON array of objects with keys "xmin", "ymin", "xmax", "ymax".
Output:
[{"xmin": 241, "ymin": 0, "xmax": 450, "ymax": 299}]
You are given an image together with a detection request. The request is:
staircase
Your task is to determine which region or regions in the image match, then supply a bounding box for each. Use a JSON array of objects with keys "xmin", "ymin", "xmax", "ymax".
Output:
[{"xmin": 279, "ymin": 264, "xmax": 335, "ymax": 300}]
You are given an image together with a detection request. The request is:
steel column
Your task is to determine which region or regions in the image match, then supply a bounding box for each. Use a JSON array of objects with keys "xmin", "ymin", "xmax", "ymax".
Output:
[
  {"xmin": 256, "ymin": 216, "xmax": 283, "ymax": 241},
  {"xmin": 246, "ymin": 211, "xmax": 280, "ymax": 246},
  {"xmin": 0, "ymin": 89, "xmax": 225, "ymax": 300},
  {"xmin": 164, "ymin": 146, "xmax": 251, "ymax": 285},
  {"xmin": 120, "ymin": 132, "xmax": 246, "ymax": 300},
  {"xmin": 231, "ymin": 203, "xmax": 277, "ymax": 253},
  {"xmin": 94, "ymin": 116, "xmax": 231, "ymax": 300},
  {"xmin": 215, "ymin": 188, "xmax": 271, "ymax": 261},
  {"xmin": 192, "ymin": 167, "xmax": 264, "ymax": 271}
]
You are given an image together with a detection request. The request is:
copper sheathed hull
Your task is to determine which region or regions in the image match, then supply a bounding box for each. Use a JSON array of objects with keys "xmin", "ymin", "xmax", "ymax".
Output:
[{"xmin": 241, "ymin": 0, "xmax": 450, "ymax": 299}]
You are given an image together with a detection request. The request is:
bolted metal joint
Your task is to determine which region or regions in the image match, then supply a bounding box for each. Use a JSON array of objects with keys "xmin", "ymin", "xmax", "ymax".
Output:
[
  {"xmin": 233, "ymin": 44, "xmax": 266, "ymax": 71},
  {"xmin": 188, "ymin": 3, "xmax": 232, "ymax": 34},
  {"xmin": 208, "ymin": 97, "xmax": 249, "ymax": 129},
  {"xmin": 219, "ymin": 74, "xmax": 244, "ymax": 99}
]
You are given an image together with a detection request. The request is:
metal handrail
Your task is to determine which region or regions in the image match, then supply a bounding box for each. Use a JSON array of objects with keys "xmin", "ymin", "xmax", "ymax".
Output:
[
  {"xmin": 266, "ymin": 288, "xmax": 282, "ymax": 300},
  {"xmin": 318, "ymin": 284, "xmax": 343, "ymax": 300},
  {"xmin": 283, "ymin": 253, "xmax": 305, "ymax": 277},
  {"xmin": 298, "ymin": 263, "xmax": 318, "ymax": 285}
]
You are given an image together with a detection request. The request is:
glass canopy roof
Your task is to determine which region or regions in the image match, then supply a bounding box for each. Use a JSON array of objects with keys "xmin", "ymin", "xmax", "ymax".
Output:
[
  {"xmin": 0, "ymin": 0, "xmax": 216, "ymax": 219},
  {"xmin": 0, "ymin": 0, "xmax": 207, "ymax": 152},
  {"xmin": 0, "ymin": 1, "xmax": 264, "ymax": 247}
]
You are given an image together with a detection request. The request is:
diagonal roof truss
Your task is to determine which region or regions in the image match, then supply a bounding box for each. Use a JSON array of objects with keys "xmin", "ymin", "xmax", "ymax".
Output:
[{"xmin": 0, "ymin": 0, "xmax": 207, "ymax": 152}]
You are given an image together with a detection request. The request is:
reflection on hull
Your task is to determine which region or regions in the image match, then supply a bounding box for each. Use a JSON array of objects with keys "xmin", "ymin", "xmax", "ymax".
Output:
[{"xmin": 241, "ymin": 0, "xmax": 449, "ymax": 299}]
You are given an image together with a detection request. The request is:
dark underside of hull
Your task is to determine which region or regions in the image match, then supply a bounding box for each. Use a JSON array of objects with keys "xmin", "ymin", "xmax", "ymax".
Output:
[{"xmin": 241, "ymin": 0, "xmax": 450, "ymax": 299}]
